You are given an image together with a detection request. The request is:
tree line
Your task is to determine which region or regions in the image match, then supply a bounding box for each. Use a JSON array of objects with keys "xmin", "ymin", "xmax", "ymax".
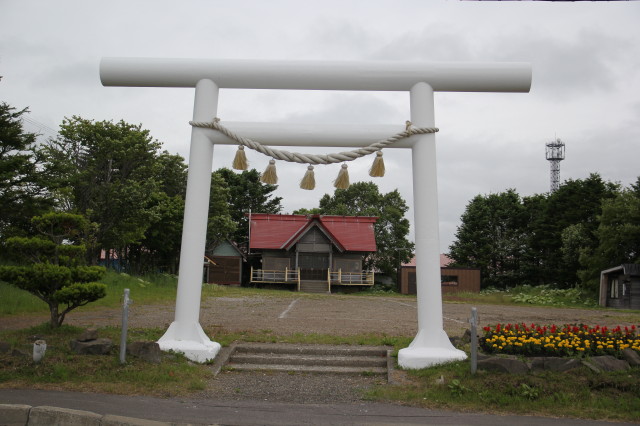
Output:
[{"xmin": 448, "ymin": 174, "xmax": 640, "ymax": 294}]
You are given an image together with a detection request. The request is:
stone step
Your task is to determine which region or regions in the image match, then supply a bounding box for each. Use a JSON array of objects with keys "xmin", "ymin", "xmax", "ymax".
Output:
[
  {"xmin": 225, "ymin": 343, "xmax": 391, "ymax": 377},
  {"xmin": 299, "ymin": 281, "xmax": 329, "ymax": 293},
  {"xmin": 234, "ymin": 343, "xmax": 387, "ymax": 357},
  {"xmin": 230, "ymin": 353, "xmax": 387, "ymax": 368},
  {"xmin": 225, "ymin": 363, "xmax": 388, "ymax": 375}
]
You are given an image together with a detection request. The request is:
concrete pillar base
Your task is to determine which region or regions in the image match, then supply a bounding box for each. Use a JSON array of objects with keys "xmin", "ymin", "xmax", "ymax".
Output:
[
  {"xmin": 398, "ymin": 328, "xmax": 467, "ymax": 369},
  {"xmin": 158, "ymin": 321, "xmax": 221, "ymax": 363},
  {"xmin": 398, "ymin": 346, "xmax": 467, "ymax": 369}
]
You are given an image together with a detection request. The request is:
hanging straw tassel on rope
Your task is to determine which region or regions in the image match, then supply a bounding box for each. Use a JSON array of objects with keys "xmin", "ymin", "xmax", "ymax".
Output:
[
  {"xmin": 260, "ymin": 159, "xmax": 278, "ymax": 184},
  {"xmin": 300, "ymin": 165, "xmax": 315, "ymax": 190},
  {"xmin": 232, "ymin": 146, "xmax": 248, "ymax": 170},
  {"xmin": 334, "ymin": 164, "xmax": 350, "ymax": 189},
  {"xmin": 369, "ymin": 151, "xmax": 385, "ymax": 177},
  {"xmin": 190, "ymin": 118, "xmax": 439, "ymax": 188}
]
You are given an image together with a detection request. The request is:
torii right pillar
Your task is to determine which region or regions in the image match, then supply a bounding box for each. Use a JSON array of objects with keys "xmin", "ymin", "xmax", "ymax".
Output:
[{"xmin": 399, "ymin": 81, "xmax": 463, "ymax": 368}]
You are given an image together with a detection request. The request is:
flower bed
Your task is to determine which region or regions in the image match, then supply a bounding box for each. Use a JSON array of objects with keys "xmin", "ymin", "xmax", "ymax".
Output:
[{"xmin": 480, "ymin": 323, "xmax": 640, "ymax": 358}]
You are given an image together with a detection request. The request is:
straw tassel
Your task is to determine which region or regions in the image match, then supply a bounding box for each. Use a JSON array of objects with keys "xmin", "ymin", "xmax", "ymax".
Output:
[
  {"xmin": 334, "ymin": 164, "xmax": 350, "ymax": 189},
  {"xmin": 232, "ymin": 145, "xmax": 248, "ymax": 170},
  {"xmin": 300, "ymin": 165, "xmax": 315, "ymax": 190},
  {"xmin": 260, "ymin": 159, "xmax": 278, "ymax": 184},
  {"xmin": 369, "ymin": 151, "xmax": 385, "ymax": 177}
]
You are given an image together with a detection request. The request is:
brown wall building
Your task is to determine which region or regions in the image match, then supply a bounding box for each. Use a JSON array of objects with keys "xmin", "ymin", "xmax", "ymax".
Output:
[{"xmin": 398, "ymin": 255, "xmax": 481, "ymax": 295}]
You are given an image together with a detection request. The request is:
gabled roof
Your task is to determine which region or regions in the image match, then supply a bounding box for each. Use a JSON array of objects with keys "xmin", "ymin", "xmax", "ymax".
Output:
[
  {"xmin": 248, "ymin": 214, "xmax": 377, "ymax": 252},
  {"xmin": 601, "ymin": 264, "xmax": 640, "ymax": 276},
  {"xmin": 209, "ymin": 239, "xmax": 246, "ymax": 259}
]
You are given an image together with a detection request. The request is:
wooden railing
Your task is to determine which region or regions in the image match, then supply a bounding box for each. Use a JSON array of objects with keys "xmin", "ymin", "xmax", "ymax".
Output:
[
  {"xmin": 251, "ymin": 267, "xmax": 372, "ymax": 293},
  {"xmin": 250, "ymin": 266, "xmax": 301, "ymax": 290},
  {"xmin": 328, "ymin": 269, "xmax": 375, "ymax": 285}
]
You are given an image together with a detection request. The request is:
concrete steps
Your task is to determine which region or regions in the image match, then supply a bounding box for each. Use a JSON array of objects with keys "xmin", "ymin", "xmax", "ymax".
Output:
[
  {"xmin": 299, "ymin": 280, "xmax": 330, "ymax": 293},
  {"xmin": 225, "ymin": 343, "xmax": 390, "ymax": 377}
]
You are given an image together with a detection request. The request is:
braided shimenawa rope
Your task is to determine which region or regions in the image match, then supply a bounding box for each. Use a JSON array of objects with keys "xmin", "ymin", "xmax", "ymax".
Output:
[{"xmin": 189, "ymin": 118, "xmax": 438, "ymax": 165}]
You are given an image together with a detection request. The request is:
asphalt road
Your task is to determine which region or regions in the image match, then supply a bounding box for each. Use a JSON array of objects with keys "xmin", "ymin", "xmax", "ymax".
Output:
[{"xmin": 0, "ymin": 388, "xmax": 636, "ymax": 426}]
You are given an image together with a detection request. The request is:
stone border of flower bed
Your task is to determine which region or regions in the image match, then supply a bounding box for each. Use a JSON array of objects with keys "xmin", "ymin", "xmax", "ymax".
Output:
[{"xmin": 477, "ymin": 349, "xmax": 640, "ymax": 374}]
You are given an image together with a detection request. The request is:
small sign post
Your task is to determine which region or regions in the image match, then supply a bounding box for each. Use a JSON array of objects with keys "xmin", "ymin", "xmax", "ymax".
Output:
[
  {"xmin": 469, "ymin": 307, "xmax": 478, "ymax": 374},
  {"xmin": 120, "ymin": 288, "xmax": 132, "ymax": 364}
]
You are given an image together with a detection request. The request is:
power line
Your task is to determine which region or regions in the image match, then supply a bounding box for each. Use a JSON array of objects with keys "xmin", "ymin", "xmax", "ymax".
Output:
[{"xmin": 20, "ymin": 117, "xmax": 59, "ymax": 140}]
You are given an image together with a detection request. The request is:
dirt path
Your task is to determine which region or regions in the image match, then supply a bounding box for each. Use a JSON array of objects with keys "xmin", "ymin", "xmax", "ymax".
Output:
[{"xmin": 2, "ymin": 295, "xmax": 638, "ymax": 337}]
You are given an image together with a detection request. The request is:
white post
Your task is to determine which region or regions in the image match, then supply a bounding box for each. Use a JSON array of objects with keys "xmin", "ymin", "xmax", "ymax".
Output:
[
  {"xmin": 398, "ymin": 82, "xmax": 467, "ymax": 369},
  {"xmin": 157, "ymin": 78, "xmax": 221, "ymax": 362}
]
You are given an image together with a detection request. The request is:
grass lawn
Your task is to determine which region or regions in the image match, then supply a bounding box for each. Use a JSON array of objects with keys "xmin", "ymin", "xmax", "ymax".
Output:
[{"xmin": 370, "ymin": 359, "xmax": 640, "ymax": 422}]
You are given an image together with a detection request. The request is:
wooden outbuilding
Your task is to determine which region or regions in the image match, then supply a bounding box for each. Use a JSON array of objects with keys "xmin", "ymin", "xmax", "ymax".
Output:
[
  {"xmin": 398, "ymin": 254, "xmax": 481, "ymax": 295},
  {"xmin": 599, "ymin": 264, "xmax": 640, "ymax": 310},
  {"xmin": 204, "ymin": 240, "xmax": 245, "ymax": 286},
  {"xmin": 247, "ymin": 213, "xmax": 377, "ymax": 292}
]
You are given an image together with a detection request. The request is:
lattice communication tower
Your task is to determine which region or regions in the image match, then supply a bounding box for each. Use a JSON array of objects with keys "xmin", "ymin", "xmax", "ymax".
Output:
[{"xmin": 545, "ymin": 138, "xmax": 565, "ymax": 192}]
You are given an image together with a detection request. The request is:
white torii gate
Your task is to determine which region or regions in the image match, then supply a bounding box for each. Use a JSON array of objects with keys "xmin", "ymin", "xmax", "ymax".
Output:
[{"xmin": 100, "ymin": 58, "xmax": 531, "ymax": 368}]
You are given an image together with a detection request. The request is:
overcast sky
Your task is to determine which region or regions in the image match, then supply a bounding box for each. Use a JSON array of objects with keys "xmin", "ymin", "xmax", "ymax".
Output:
[{"xmin": 1, "ymin": 0, "xmax": 639, "ymax": 252}]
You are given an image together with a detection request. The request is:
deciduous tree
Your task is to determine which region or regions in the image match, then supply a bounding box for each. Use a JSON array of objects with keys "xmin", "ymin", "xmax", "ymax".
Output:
[
  {"xmin": 38, "ymin": 117, "xmax": 177, "ymax": 266},
  {"xmin": 579, "ymin": 185, "xmax": 640, "ymax": 293}
]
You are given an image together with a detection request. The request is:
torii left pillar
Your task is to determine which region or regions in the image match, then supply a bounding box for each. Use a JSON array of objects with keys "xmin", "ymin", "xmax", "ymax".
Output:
[{"xmin": 156, "ymin": 78, "xmax": 221, "ymax": 362}]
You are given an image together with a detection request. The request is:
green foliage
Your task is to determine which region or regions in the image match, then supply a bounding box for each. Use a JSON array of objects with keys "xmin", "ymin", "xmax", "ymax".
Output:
[
  {"xmin": 54, "ymin": 282, "xmax": 106, "ymax": 305},
  {"xmin": 448, "ymin": 378, "xmax": 470, "ymax": 396},
  {"xmin": 508, "ymin": 284, "xmax": 596, "ymax": 307},
  {"xmin": 71, "ymin": 265, "xmax": 107, "ymax": 282},
  {"xmin": 519, "ymin": 383, "xmax": 540, "ymax": 400},
  {"xmin": 449, "ymin": 189, "xmax": 526, "ymax": 289},
  {"xmin": 0, "ymin": 212, "xmax": 106, "ymax": 327},
  {"xmin": 531, "ymin": 174, "xmax": 619, "ymax": 288},
  {"xmin": 206, "ymin": 172, "xmax": 237, "ymax": 251},
  {"xmin": 37, "ymin": 117, "xmax": 188, "ymax": 271},
  {"xmin": 4, "ymin": 237, "xmax": 56, "ymax": 263},
  {"xmin": 449, "ymin": 174, "xmax": 626, "ymax": 292},
  {"xmin": 0, "ymin": 102, "xmax": 53, "ymax": 238},
  {"xmin": 214, "ymin": 168, "xmax": 282, "ymax": 245},
  {"xmin": 578, "ymin": 189, "xmax": 640, "ymax": 293}
]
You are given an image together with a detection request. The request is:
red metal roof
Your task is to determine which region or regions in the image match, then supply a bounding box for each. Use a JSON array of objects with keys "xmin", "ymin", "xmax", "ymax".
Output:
[
  {"xmin": 403, "ymin": 254, "xmax": 453, "ymax": 268},
  {"xmin": 249, "ymin": 214, "xmax": 377, "ymax": 252}
]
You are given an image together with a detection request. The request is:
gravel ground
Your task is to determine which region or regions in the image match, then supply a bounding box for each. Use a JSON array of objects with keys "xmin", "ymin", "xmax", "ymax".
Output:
[
  {"xmin": 2, "ymin": 294, "xmax": 638, "ymax": 336},
  {"xmin": 199, "ymin": 370, "xmax": 385, "ymax": 404}
]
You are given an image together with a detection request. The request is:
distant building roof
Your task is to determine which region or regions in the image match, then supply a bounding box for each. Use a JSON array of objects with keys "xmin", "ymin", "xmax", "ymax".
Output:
[
  {"xmin": 403, "ymin": 254, "xmax": 453, "ymax": 268},
  {"xmin": 248, "ymin": 214, "xmax": 377, "ymax": 252}
]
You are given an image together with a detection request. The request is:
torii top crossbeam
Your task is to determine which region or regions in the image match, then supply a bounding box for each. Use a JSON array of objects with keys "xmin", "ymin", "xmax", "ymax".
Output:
[
  {"xmin": 100, "ymin": 57, "xmax": 531, "ymax": 368},
  {"xmin": 100, "ymin": 57, "xmax": 531, "ymax": 92}
]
